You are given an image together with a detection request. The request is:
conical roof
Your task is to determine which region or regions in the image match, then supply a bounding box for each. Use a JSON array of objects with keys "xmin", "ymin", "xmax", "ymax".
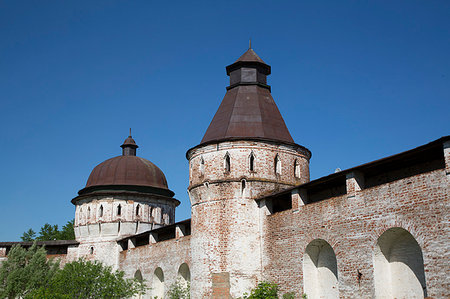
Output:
[{"xmin": 200, "ymin": 48, "xmax": 294, "ymax": 145}]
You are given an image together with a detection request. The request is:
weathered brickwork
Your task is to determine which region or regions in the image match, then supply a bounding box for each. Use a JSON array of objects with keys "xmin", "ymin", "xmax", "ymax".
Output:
[
  {"xmin": 187, "ymin": 140, "xmax": 310, "ymax": 298},
  {"xmin": 118, "ymin": 235, "xmax": 191, "ymax": 299},
  {"xmin": 261, "ymin": 164, "xmax": 449, "ymax": 298}
]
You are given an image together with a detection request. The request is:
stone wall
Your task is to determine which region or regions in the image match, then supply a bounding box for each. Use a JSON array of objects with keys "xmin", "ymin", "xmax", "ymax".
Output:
[
  {"xmin": 118, "ymin": 235, "xmax": 191, "ymax": 299},
  {"xmin": 261, "ymin": 160, "xmax": 449, "ymax": 298}
]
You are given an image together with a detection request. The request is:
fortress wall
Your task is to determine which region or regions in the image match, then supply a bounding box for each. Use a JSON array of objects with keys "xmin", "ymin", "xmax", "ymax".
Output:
[
  {"xmin": 119, "ymin": 235, "xmax": 191, "ymax": 299},
  {"xmin": 261, "ymin": 167, "xmax": 449, "ymax": 298}
]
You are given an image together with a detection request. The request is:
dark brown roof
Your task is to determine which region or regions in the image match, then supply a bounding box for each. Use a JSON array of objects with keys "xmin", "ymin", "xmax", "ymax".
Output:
[
  {"xmin": 84, "ymin": 156, "xmax": 169, "ymax": 190},
  {"xmin": 76, "ymin": 136, "xmax": 174, "ymax": 198},
  {"xmin": 234, "ymin": 48, "xmax": 266, "ymax": 63},
  {"xmin": 200, "ymin": 48, "xmax": 295, "ymax": 145},
  {"xmin": 201, "ymin": 85, "xmax": 295, "ymax": 144}
]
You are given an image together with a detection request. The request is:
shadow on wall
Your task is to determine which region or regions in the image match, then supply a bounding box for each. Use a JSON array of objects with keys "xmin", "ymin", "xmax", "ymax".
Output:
[
  {"xmin": 303, "ymin": 239, "xmax": 339, "ymax": 299},
  {"xmin": 374, "ymin": 227, "xmax": 427, "ymax": 299}
]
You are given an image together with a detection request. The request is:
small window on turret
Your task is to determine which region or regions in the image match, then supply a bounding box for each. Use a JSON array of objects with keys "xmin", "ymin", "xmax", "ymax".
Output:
[
  {"xmin": 87, "ymin": 207, "xmax": 91, "ymax": 220},
  {"xmin": 99, "ymin": 205, "xmax": 103, "ymax": 217},
  {"xmin": 200, "ymin": 157, "xmax": 205, "ymax": 175},
  {"xmin": 249, "ymin": 152, "xmax": 255, "ymax": 172},
  {"xmin": 294, "ymin": 159, "xmax": 301, "ymax": 178},
  {"xmin": 224, "ymin": 153, "xmax": 231, "ymax": 172},
  {"xmin": 275, "ymin": 154, "xmax": 281, "ymax": 175},
  {"xmin": 117, "ymin": 204, "xmax": 121, "ymax": 216},
  {"xmin": 136, "ymin": 204, "xmax": 140, "ymax": 216}
]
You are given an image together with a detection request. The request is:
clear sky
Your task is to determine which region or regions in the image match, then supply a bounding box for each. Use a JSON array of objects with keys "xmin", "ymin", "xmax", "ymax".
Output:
[{"xmin": 1, "ymin": 1, "xmax": 449, "ymax": 241}]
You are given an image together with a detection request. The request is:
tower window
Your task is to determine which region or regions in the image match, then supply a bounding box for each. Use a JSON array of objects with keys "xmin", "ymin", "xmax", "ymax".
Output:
[
  {"xmin": 99, "ymin": 205, "xmax": 103, "ymax": 217},
  {"xmin": 224, "ymin": 153, "xmax": 231, "ymax": 172},
  {"xmin": 200, "ymin": 157, "xmax": 205, "ymax": 175},
  {"xmin": 275, "ymin": 154, "xmax": 281, "ymax": 175},
  {"xmin": 249, "ymin": 152, "xmax": 255, "ymax": 172},
  {"xmin": 117, "ymin": 204, "xmax": 121, "ymax": 216},
  {"xmin": 87, "ymin": 207, "xmax": 90, "ymax": 220},
  {"xmin": 294, "ymin": 159, "xmax": 301, "ymax": 178},
  {"xmin": 136, "ymin": 204, "xmax": 140, "ymax": 216},
  {"xmin": 241, "ymin": 179, "xmax": 246, "ymax": 196}
]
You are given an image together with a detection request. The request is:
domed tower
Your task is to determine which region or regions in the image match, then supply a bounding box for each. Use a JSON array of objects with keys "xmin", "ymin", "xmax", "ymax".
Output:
[
  {"xmin": 72, "ymin": 134, "xmax": 179, "ymax": 267},
  {"xmin": 187, "ymin": 47, "xmax": 311, "ymax": 298}
]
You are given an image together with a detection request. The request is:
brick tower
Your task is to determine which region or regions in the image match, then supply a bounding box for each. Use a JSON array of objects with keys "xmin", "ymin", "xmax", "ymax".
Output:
[
  {"xmin": 73, "ymin": 134, "xmax": 179, "ymax": 268},
  {"xmin": 187, "ymin": 47, "xmax": 311, "ymax": 297}
]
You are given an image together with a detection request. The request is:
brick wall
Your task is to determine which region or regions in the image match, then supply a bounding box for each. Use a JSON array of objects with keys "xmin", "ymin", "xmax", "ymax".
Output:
[{"xmin": 261, "ymin": 166, "xmax": 449, "ymax": 298}]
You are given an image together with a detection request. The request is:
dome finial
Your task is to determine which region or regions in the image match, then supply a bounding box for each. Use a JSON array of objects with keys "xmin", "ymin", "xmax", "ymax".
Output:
[
  {"xmin": 249, "ymin": 38, "xmax": 252, "ymax": 49},
  {"xmin": 121, "ymin": 133, "xmax": 138, "ymax": 156}
]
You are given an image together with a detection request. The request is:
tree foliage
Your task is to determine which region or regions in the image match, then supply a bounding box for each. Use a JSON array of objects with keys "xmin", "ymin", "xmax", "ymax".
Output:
[
  {"xmin": 242, "ymin": 282, "xmax": 279, "ymax": 299},
  {"xmin": 21, "ymin": 220, "xmax": 75, "ymax": 242},
  {"xmin": 167, "ymin": 279, "xmax": 190, "ymax": 299},
  {"xmin": 29, "ymin": 259, "xmax": 146, "ymax": 299},
  {"xmin": 0, "ymin": 243, "xmax": 59, "ymax": 298},
  {"xmin": 0, "ymin": 243, "xmax": 145, "ymax": 299}
]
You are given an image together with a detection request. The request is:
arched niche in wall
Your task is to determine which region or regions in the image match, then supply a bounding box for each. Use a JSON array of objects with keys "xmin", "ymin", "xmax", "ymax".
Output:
[
  {"xmin": 303, "ymin": 239, "xmax": 338, "ymax": 299},
  {"xmin": 152, "ymin": 267, "xmax": 164, "ymax": 298},
  {"xmin": 373, "ymin": 227, "xmax": 427, "ymax": 298},
  {"xmin": 177, "ymin": 263, "xmax": 190, "ymax": 287},
  {"xmin": 134, "ymin": 269, "xmax": 143, "ymax": 282}
]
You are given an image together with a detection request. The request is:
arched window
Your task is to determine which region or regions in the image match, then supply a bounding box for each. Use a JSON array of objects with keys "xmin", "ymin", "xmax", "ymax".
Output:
[
  {"xmin": 241, "ymin": 179, "xmax": 246, "ymax": 196},
  {"xmin": 177, "ymin": 263, "xmax": 191, "ymax": 288},
  {"xmin": 294, "ymin": 159, "xmax": 301, "ymax": 178},
  {"xmin": 224, "ymin": 153, "xmax": 231, "ymax": 172},
  {"xmin": 136, "ymin": 204, "xmax": 140, "ymax": 216},
  {"xmin": 373, "ymin": 227, "xmax": 427, "ymax": 298},
  {"xmin": 99, "ymin": 205, "xmax": 103, "ymax": 218},
  {"xmin": 90, "ymin": 246, "xmax": 94, "ymax": 254},
  {"xmin": 249, "ymin": 152, "xmax": 255, "ymax": 172},
  {"xmin": 152, "ymin": 267, "xmax": 164, "ymax": 298},
  {"xmin": 134, "ymin": 269, "xmax": 143, "ymax": 282},
  {"xmin": 303, "ymin": 239, "xmax": 339, "ymax": 299},
  {"xmin": 200, "ymin": 156, "xmax": 205, "ymax": 175},
  {"xmin": 274, "ymin": 154, "xmax": 281, "ymax": 175},
  {"xmin": 117, "ymin": 204, "xmax": 121, "ymax": 216},
  {"xmin": 87, "ymin": 207, "xmax": 91, "ymax": 220}
]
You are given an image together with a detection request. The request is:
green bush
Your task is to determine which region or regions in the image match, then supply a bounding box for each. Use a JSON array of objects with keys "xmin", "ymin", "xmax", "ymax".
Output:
[
  {"xmin": 282, "ymin": 292, "xmax": 296, "ymax": 299},
  {"xmin": 167, "ymin": 279, "xmax": 190, "ymax": 299},
  {"xmin": 242, "ymin": 281, "xmax": 279, "ymax": 299}
]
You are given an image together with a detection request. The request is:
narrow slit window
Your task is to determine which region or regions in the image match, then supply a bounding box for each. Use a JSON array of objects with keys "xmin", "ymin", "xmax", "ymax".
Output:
[
  {"xmin": 87, "ymin": 207, "xmax": 91, "ymax": 219},
  {"xmin": 225, "ymin": 153, "xmax": 231, "ymax": 172},
  {"xmin": 200, "ymin": 157, "xmax": 205, "ymax": 175},
  {"xmin": 249, "ymin": 153, "xmax": 255, "ymax": 172},
  {"xmin": 99, "ymin": 205, "xmax": 103, "ymax": 217},
  {"xmin": 117, "ymin": 204, "xmax": 121, "ymax": 216},
  {"xmin": 136, "ymin": 204, "xmax": 140, "ymax": 216},
  {"xmin": 275, "ymin": 155, "xmax": 281, "ymax": 175},
  {"xmin": 294, "ymin": 159, "xmax": 301, "ymax": 178}
]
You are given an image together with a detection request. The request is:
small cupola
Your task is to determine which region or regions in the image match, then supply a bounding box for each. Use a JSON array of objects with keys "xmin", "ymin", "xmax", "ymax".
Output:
[
  {"xmin": 225, "ymin": 42, "xmax": 271, "ymax": 90},
  {"xmin": 121, "ymin": 130, "xmax": 138, "ymax": 156}
]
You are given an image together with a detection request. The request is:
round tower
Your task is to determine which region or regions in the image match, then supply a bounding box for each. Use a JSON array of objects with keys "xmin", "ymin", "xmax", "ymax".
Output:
[
  {"xmin": 72, "ymin": 134, "xmax": 179, "ymax": 267},
  {"xmin": 187, "ymin": 47, "xmax": 311, "ymax": 297}
]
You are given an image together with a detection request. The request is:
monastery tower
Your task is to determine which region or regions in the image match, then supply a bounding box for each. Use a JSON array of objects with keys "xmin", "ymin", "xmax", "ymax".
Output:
[
  {"xmin": 73, "ymin": 135, "xmax": 179, "ymax": 267},
  {"xmin": 187, "ymin": 47, "xmax": 311, "ymax": 297}
]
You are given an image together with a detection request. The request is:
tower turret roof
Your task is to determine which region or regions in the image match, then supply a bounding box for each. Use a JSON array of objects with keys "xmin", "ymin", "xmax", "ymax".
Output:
[{"xmin": 200, "ymin": 47, "xmax": 294, "ymax": 145}]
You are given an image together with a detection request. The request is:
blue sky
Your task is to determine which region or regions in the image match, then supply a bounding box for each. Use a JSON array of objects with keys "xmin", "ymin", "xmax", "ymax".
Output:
[{"xmin": 0, "ymin": 1, "xmax": 449, "ymax": 241}]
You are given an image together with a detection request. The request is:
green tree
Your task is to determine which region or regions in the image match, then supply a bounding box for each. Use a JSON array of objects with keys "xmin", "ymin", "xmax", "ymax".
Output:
[
  {"xmin": 58, "ymin": 220, "xmax": 75, "ymax": 240},
  {"xmin": 29, "ymin": 259, "xmax": 146, "ymax": 299},
  {"xmin": 167, "ymin": 280, "xmax": 190, "ymax": 299},
  {"xmin": 35, "ymin": 223, "xmax": 60, "ymax": 241},
  {"xmin": 242, "ymin": 282, "xmax": 279, "ymax": 299},
  {"xmin": 21, "ymin": 219, "xmax": 75, "ymax": 242},
  {"xmin": 20, "ymin": 229, "xmax": 36, "ymax": 242},
  {"xmin": 0, "ymin": 243, "xmax": 59, "ymax": 298}
]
